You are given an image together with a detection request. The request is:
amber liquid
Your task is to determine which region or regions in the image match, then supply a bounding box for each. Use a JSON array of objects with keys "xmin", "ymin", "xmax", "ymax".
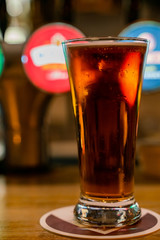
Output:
[{"xmin": 66, "ymin": 42, "xmax": 147, "ymax": 200}]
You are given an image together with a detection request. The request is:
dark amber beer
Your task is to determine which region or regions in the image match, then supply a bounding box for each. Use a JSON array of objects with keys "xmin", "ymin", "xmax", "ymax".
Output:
[{"xmin": 63, "ymin": 37, "xmax": 148, "ymax": 227}]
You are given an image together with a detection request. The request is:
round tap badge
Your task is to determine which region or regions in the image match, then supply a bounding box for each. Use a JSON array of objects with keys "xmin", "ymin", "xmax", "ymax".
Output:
[
  {"xmin": 119, "ymin": 21, "xmax": 160, "ymax": 92},
  {"xmin": 22, "ymin": 23, "xmax": 85, "ymax": 93},
  {"xmin": 0, "ymin": 45, "xmax": 4, "ymax": 77}
]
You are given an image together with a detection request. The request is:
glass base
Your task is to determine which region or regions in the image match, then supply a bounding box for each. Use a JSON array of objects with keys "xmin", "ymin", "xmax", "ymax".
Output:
[{"xmin": 74, "ymin": 196, "xmax": 141, "ymax": 227}]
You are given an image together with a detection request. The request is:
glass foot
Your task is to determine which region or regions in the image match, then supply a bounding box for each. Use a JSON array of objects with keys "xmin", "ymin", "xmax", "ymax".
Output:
[{"xmin": 74, "ymin": 196, "xmax": 141, "ymax": 227}]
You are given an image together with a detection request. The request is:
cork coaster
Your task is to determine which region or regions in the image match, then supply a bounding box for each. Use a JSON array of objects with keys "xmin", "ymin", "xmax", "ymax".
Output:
[{"xmin": 40, "ymin": 205, "xmax": 160, "ymax": 239}]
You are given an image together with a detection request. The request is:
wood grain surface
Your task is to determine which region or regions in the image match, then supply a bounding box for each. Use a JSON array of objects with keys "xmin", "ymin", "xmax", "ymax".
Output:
[{"xmin": 0, "ymin": 165, "xmax": 159, "ymax": 240}]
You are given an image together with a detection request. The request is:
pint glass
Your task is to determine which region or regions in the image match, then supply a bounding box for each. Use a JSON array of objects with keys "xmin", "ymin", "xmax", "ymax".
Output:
[{"xmin": 63, "ymin": 37, "xmax": 148, "ymax": 227}]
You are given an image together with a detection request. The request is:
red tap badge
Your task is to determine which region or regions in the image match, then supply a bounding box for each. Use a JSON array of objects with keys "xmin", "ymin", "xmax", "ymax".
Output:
[{"xmin": 22, "ymin": 23, "xmax": 85, "ymax": 93}]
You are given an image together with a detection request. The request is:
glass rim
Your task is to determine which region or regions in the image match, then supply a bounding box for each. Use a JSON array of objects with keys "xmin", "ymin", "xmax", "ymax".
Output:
[{"xmin": 62, "ymin": 36, "xmax": 149, "ymax": 45}]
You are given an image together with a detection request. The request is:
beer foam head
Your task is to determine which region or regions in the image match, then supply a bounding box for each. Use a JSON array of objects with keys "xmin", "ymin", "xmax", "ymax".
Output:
[
  {"xmin": 67, "ymin": 41, "xmax": 147, "ymax": 48},
  {"xmin": 63, "ymin": 37, "xmax": 148, "ymax": 48}
]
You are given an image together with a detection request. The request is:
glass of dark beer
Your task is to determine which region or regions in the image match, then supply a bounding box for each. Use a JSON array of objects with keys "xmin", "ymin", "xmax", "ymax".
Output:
[{"xmin": 62, "ymin": 37, "xmax": 148, "ymax": 227}]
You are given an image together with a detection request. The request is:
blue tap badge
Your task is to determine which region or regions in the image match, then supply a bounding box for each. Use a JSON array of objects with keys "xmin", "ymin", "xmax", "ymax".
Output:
[{"xmin": 119, "ymin": 21, "xmax": 160, "ymax": 92}]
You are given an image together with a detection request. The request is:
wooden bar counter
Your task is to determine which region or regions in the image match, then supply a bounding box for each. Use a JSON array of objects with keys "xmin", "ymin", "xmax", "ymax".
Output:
[{"xmin": 0, "ymin": 164, "xmax": 160, "ymax": 240}]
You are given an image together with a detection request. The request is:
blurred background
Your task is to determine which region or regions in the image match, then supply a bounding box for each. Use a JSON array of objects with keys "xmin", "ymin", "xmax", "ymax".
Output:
[{"xmin": 0, "ymin": 0, "xmax": 160, "ymax": 175}]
